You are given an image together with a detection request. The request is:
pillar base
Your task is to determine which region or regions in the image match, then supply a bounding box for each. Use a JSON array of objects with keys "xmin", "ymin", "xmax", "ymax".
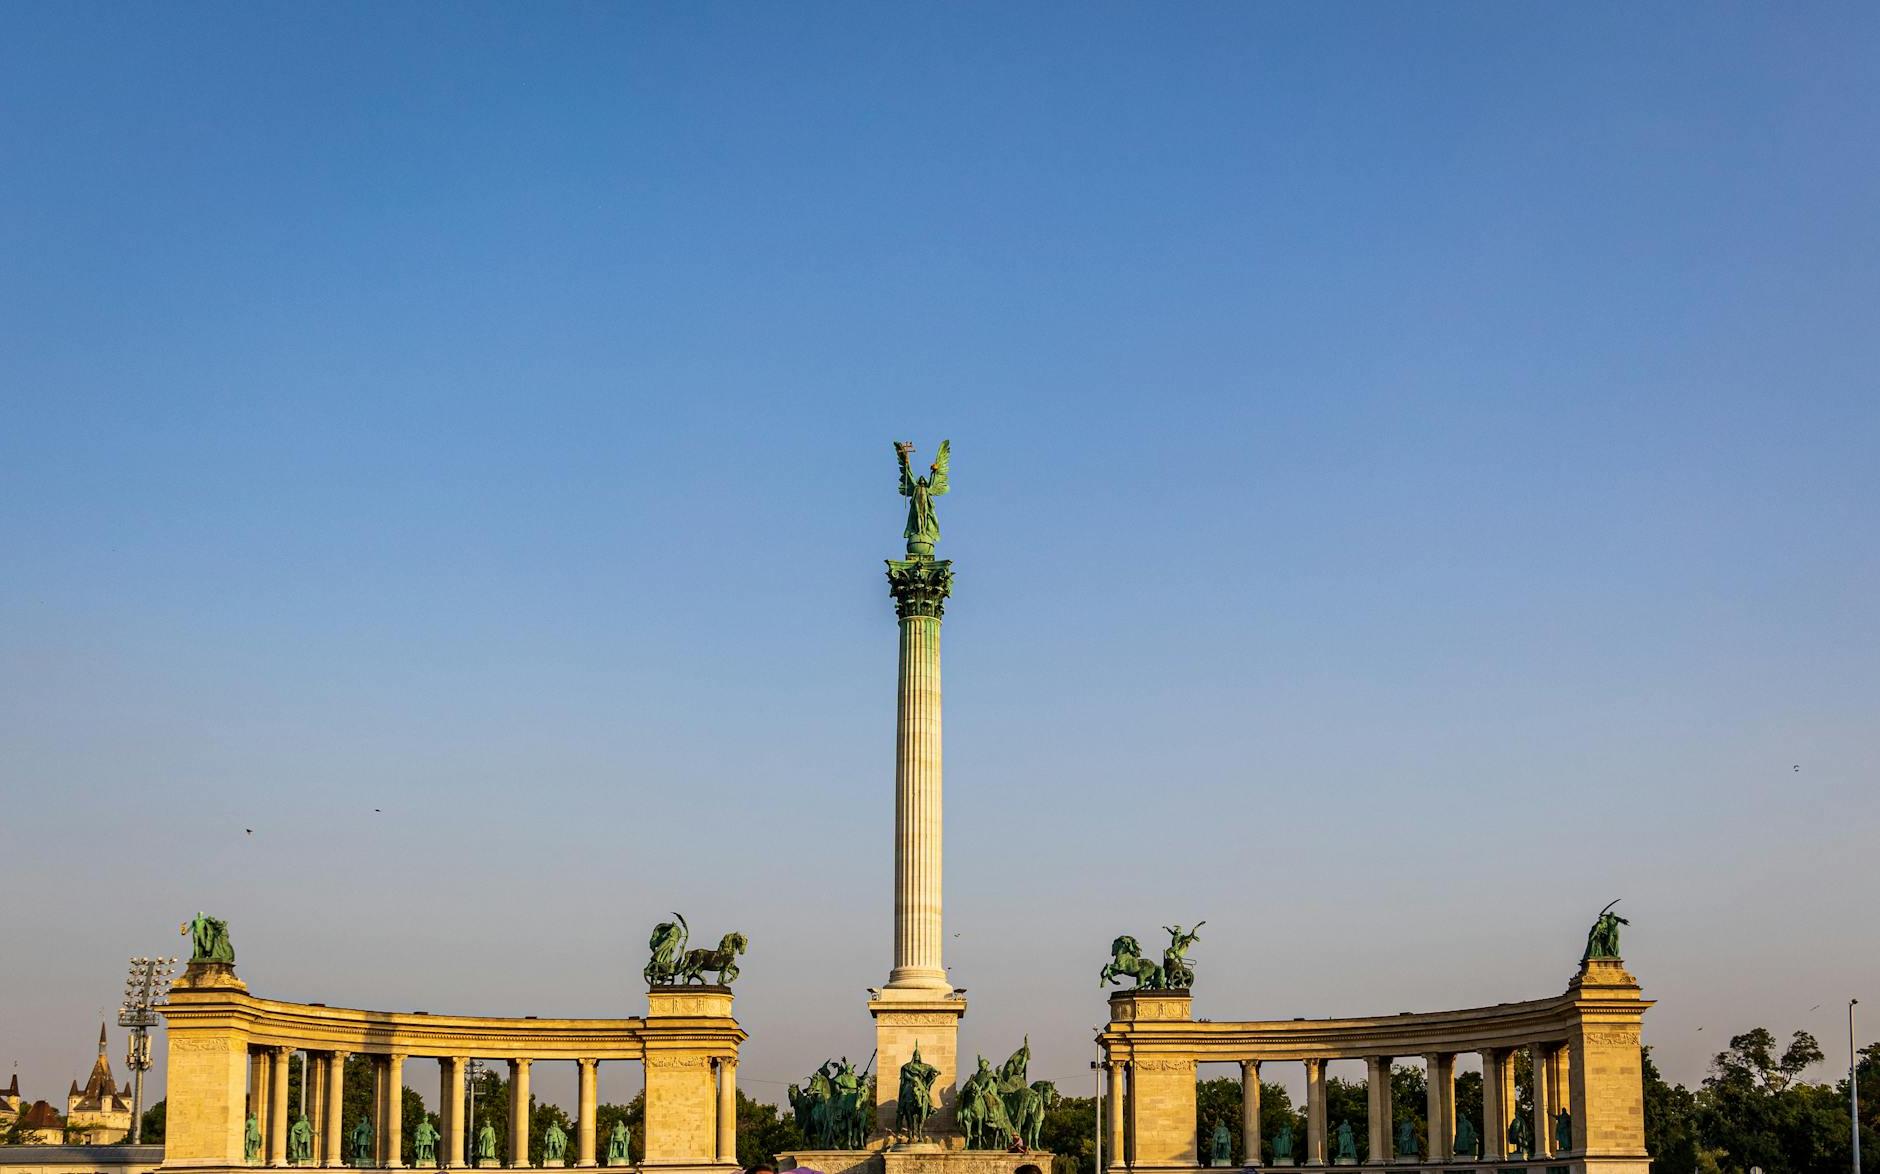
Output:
[{"xmin": 869, "ymin": 991, "xmax": 966, "ymax": 1137}]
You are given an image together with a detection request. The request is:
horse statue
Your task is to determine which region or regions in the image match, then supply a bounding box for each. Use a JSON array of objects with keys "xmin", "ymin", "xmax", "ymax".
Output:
[
  {"xmin": 1099, "ymin": 934, "xmax": 1164, "ymax": 989},
  {"xmin": 957, "ymin": 1056, "xmax": 1017, "ymax": 1150},
  {"xmin": 1161, "ymin": 922, "xmax": 1204, "ymax": 988},
  {"xmin": 1010, "ymin": 1081, "xmax": 1059, "ymax": 1150},
  {"xmin": 644, "ymin": 914, "xmax": 689, "ymax": 985},
  {"xmin": 896, "ymin": 1044, "xmax": 940, "ymax": 1141},
  {"xmin": 677, "ymin": 931, "xmax": 748, "ymax": 986}
]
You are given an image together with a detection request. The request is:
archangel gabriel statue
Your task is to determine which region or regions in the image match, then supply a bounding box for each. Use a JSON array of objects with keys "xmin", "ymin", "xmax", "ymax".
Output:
[{"xmin": 895, "ymin": 440, "xmax": 950, "ymax": 559}]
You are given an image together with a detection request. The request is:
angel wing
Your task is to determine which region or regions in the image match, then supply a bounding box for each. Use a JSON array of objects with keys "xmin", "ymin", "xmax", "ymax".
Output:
[{"xmin": 928, "ymin": 438, "xmax": 950, "ymax": 495}]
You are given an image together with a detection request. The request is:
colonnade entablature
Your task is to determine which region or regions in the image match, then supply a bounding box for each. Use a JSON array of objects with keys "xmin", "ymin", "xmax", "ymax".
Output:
[
  {"xmin": 1096, "ymin": 958, "xmax": 1651, "ymax": 1174},
  {"xmin": 157, "ymin": 961, "xmax": 744, "ymax": 1174}
]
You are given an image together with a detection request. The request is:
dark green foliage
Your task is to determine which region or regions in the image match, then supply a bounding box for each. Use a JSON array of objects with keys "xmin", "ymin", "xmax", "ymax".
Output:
[
  {"xmin": 1037, "ymin": 1093, "xmax": 1095, "ymax": 1174},
  {"xmin": 736, "ymin": 1091, "xmax": 805, "ymax": 1169},
  {"xmin": 140, "ymin": 1100, "xmax": 167, "ymax": 1144}
]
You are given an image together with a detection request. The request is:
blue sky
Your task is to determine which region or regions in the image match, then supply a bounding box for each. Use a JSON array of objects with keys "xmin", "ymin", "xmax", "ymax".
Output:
[{"xmin": 2, "ymin": 4, "xmax": 1875, "ymax": 1108}]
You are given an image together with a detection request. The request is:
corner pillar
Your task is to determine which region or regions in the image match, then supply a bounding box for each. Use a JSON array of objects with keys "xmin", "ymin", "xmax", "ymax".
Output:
[
  {"xmin": 1105, "ymin": 1062, "xmax": 1127, "ymax": 1171},
  {"xmin": 715, "ymin": 1060, "xmax": 737, "ymax": 1164},
  {"xmin": 575, "ymin": 1060, "xmax": 598, "ymax": 1168}
]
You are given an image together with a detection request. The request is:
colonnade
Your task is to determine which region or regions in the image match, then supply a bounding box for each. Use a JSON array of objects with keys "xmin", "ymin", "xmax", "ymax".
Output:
[
  {"xmin": 1096, "ymin": 957, "xmax": 1651, "ymax": 1174},
  {"xmin": 239, "ymin": 1048, "xmax": 741, "ymax": 1169},
  {"xmin": 1102, "ymin": 1041, "xmax": 1574, "ymax": 1168},
  {"xmin": 159, "ymin": 962, "xmax": 744, "ymax": 1174}
]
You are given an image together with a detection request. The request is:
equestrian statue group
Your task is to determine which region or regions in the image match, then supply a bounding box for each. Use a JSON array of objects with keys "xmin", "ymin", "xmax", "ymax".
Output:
[
  {"xmin": 955, "ymin": 1038, "xmax": 1059, "ymax": 1151},
  {"xmin": 788, "ymin": 1057, "xmax": 876, "ymax": 1150},
  {"xmin": 1100, "ymin": 922, "xmax": 1204, "ymax": 990},
  {"xmin": 643, "ymin": 913, "xmax": 748, "ymax": 987}
]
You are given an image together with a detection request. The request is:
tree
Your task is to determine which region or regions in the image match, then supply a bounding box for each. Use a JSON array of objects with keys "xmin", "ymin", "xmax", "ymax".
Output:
[
  {"xmin": 1641, "ymin": 1047, "xmax": 1699, "ymax": 1174},
  {"xmin": 1698, "ymin": 1028, "xmax": 1834, "ymax": 1174},
  {"xmin": 736, "ymin": 1092, "xmax": 805, "ymax": 1169},
  {"xmin": 139, "ymin": 1100, "xmax": 167, "ymax": 1144},
  {"xmin": 1038, "ymin": 1093, "xmax": 1095, "ymax": 1174}
]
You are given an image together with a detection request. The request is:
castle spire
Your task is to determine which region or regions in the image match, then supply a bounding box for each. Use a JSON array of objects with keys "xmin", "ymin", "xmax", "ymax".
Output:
[{"xmin": 98, "ymin": 1022, "xmax": 108, "ymax": 1055}]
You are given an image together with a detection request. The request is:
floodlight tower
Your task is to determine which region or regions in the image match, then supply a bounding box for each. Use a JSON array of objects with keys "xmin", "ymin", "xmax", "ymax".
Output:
[{"xmin": 119, "ymin": 955, "xmax": 177, "ymax": 1144}]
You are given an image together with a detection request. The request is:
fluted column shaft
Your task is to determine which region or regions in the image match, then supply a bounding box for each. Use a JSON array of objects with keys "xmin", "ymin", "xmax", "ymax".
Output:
[
  {"xmin": 575, "ymin": 1060, "xmax": 598, "ymax": 1167},
  {"xmin": 1365, "ymin": 1057, "xmax": 1391, "ymax": 1163},
  {"xmin": 1424, "ymin": 1054, "xmax": 1454, "ymax": 1161},
  {"xmin": 383, "ymin": 1055, "xmax": 405, "ymax": 1168},
  {"xmin": 440, "ymin": 1058, "xmax": 465, "ymax": 1169},
  {"xmin": 889, "ymin": 608, "xmax": 947, "ymax": 989},
  {"xmin": 1482, "ymin": 1049, "xmax": 1509, "ymax": 1159}
]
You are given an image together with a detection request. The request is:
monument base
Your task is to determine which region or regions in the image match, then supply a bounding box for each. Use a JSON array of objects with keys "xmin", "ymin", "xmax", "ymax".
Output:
[
  {"xmin": 544, "ymin": 1162, "xmax": 566, "ymax": 1168},
  {"xmin": 868, "ymin": 991, "xmax": 968, "ymax": 1136},
  {"xmin": 783, "ymin": 1148, "xmax": 1052, "ymax": 1174},
  {"xmin": 478, "ymin": 1161, "xmax": 500, "ymax": 1169}
]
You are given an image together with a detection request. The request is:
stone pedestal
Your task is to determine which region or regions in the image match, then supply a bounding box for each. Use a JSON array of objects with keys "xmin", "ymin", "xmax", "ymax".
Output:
[
  {"xmin": 869, "ymin": 992, "xmax": 966, "ymax": 1136},
  {"xmin": 477, "ymin": 1161, "xmax": 500, "ymax": 1169},
  {"xmin": 544, "ymin": 1162, "xmax": 566, "ymax": 1168}
]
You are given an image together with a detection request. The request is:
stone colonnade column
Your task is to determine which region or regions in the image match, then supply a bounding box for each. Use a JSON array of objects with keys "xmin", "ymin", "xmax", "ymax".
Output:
[
  {"xmin": 383, "ymin": 1054, "xmax": 406, "ymax": 1168},
  {"xmin": 270, "ymin": 1047, "xmax": 292, "ymax": 1166},
  {"xmin": 1481, "ymin": 1049, "xmax": 1507, "ymax": 1160},
  {"xmin": 1530, "ymin": 1044, "xmax": 1554, "ymax": 1158},
  {"xmin": 324, "ymin": 1053, "xmax": 349, "ymax": 1167},
  {"xmin": 1423, "ymin": 1054, "xmax": 1454, "ymax": 1161},
  {"xmin": 309, "ymin": 1054, "xmax": 329, "ymax": 1166},
  {"xmin": 1364, "ymin": 1057, "xmax": 1390, "ymax": 1163},
  {"xmin": 1240, "ymin": 1061, "xmax": 1261, "ymax": 1166},
  {"xmin": 1304, "ymin": 1059, "xmax": 1327, "ymax": 1166},
  {"xmin": 1550, "ymin": 1045, "xmax": 1572, "ymax": 1141},
  {"xmin": 507, "ymin": 1060, "xmax": 532, "ymax": 1168},
  {"xmin": 715, "ymin": 1060, "xmax": 737, "ymax": 1165},
  {"xmin": 1106, "ymin": 1062, "xmax": 1126, "ymax": 1171},
  {"xmin": 575, "ymin": 1060, "xmax": 598, "ymax": 1168},
  {"xmin": 252, "ymin": 1051, "xmax": 272, "ymax": 1141},
  {"xmin": 885, "ymin": 556, "xmax": 952, "ymax": 992},
  {"xmin": 440, "ymin": 1058, "xmax": 465, "ymax": 1169}
]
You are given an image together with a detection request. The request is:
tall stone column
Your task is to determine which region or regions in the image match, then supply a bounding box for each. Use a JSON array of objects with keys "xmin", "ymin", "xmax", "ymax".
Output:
[
  {"xmin": 1304, "ymin": 1060, "xmax": 1327, "ymax": 1166},
  {"xmin": 1530, "ymin": 1044, "xmax": 1554, "ymax": 1158},
  {"xmin": 1481, "ymin": 1050, "xmax": 1508, "ymax": 1160},
  {"xmin": 384, "ymin": 1055, "xmax": 406, "ymax": 1168},
  {"xmin": 440, "ymin": 1058, "xmax": 465, "ymax": 1169},
  {"xmin": 1106, "ymin": 1062, "xmax": 1127, "ymax": 1172},
  {"xmin": 714, "ymin": 1060, "xmax": 737, "ymax": 1164},
  {"xmin": 309, "ymin": 1055, "xmax": 328, "ymax": 1166},
  {"xmin": 324, "ymin": 1053, "xmax": 348, "ymax": 1168},
  {"xmin": 1423, "ymin": 1054, "xmax": 1454, "ymax": 1161},
  {"xmin": 252, "ymin": 1052, "xmax": 272, "ymax": 1140},
  {"xmin": 575, "ymin": 1060, "xmax": 598, "ymax": 1168},
  {"xmin": 270, "ymin": 1048, "xmax": 292, "ymax": 1166},
  {"xmin": 1365, "ymin": 1057, "xmax": 1390, "ymax": 1163},
  {"xmin": 507, "ymin": 1060, "xmax": 532, "ymax": 1169},
  {"xmin": 870, "ymin": 555, "xmax": 966, "ymax": 1135},
  {"xmin": 1240, "ymin": 1061, "xmax": 1262, "ymax": 1166}
]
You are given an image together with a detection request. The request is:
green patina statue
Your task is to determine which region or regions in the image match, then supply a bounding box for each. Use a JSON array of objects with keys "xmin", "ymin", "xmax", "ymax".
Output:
[
  {"xmin": 1453, "ymin": 1116, "xmax": 1479, "ymax": 1158},
  {"xmin": 644, "ymin": 913, "xmax": 748, "ymax": 986},
  {"xmin": 413, "ymin": 1119, "xmax": 438, "ymax": 1165},
  {"xmin": 1210, "ymin": 1121, "xmax": 1233, "ymax": 1166},
  {"xmin": 1271, "ymin": 1122, "xmax": 1294, "ymax": 1161},
  {"xmin": 896, "ymin": 1043, "xmax": 940, "ymax": 1141},
  {"xmin": 605, "ymin": 1121, "xmax": 631, "ymax": 1165},
  {"xmin": 957, "ymin": 1055, "xmax": 1017, "ymax": 1150},
  {"xmin": 289, "ymin": 1115, "xmax": 314, "ymax": 1164},
  {"xmin": 1395, "ymin": 1118, "xmax": 1417, "ymax": 1158},
  {"xmin": 1507, "ymin": 1113, "xmax": 1531, "ymax": 1160},
  {"xmin": 245, "ymin": 1113, "xmax": 263, "ymax": 1163},
  {"xmin": 792, "ymin": 1058, "xmax": 872, "ymax": 1150},
  {"xmin": 1582, "ymin": 900, "xmax": 1629, "ymax": 962},
  {"xmin": 543, "ymin": 1121, "xmax": 568, "ymax": 1162},
  {"xmin": 351, "ymin": 1116, "xmax": 374, "ymax": 1166},
  {"xmin": 895, "ymin": 440, "xmax": 950, "ymax": 559},
  {"xmin": 1101, "ymin": 923, "xmax": 1205, "ymax": 990},
  {"xmin": 1334, "ymin": 1120, "xmax": 1358, "ymax": 1163},
  {"xmin": 1554, "ymin": 1109, "xmax": 1572, "ymax": 1152},
  {"xmin": 183, "ymin": 912, "xmax": 236, "ymax": 964},
  {"xmin": 476, "ymin": 1123, "xmax": 498, "ymax": 1161}
]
